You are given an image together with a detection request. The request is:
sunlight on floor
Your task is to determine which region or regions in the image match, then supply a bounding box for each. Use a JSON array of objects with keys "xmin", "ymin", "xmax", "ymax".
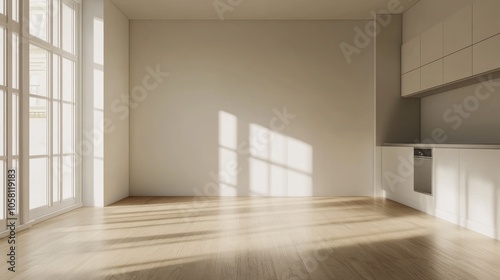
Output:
[{"xmin": 3, "ymin": 197, "xmax": 500, "ymax": 279}]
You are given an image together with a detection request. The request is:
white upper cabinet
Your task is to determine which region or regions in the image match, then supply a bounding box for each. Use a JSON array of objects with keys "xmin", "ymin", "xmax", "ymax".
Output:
[
  {"xmin": 444, "ymin": 47, "xmax": 472, "ymax": 83},
  {"xmin": 421, "ymin": 59, "xmax": 443, "ymax": 90},
  {"xmin": 401, "ymin": 1, "xmax": 500, "ymax": 97},
  {"xmin": 402, "ymin": 69, "xmax": 421, "ymax": 97},
  {"xmin": 473, "ymin": 34, "xmax": 500, "ymax": 75},
  {"xmin": 401, "ymin": 35, "xmax": 421, "ymax": 74},
  {"xmin": 473, "ymin": 0, "xmax": 500, "ymax": 44},
  {"xmin": 444, "ymin": 5, "xmax": 472, "ymax": 56},
  {"xmin": 421, "ymin": 23, "xmax": 443, "ymax": 65}
]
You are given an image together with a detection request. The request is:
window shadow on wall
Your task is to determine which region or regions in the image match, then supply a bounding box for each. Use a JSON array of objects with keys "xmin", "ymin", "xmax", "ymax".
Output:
[{"xmin": 218, "ymin": 111, "xmax": 313, "ymax": 197}]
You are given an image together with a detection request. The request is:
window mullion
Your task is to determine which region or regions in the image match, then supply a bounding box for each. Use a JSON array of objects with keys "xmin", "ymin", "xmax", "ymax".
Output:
[
  {"xmin": 48, "ymin": 0, "xmax": 53, "ymax": 46},
  {"xmin": 58, "ymin": 49, "xmax": 62, "ymax": 203},
  {"xmin": 47, "ymin": 51, "xmax": 53, "ymax": 207},
  {"xmin": 6, "ymin": 0, "xmax": 12, "ymax": 171},
  {"xmin": 46, "ymin": 0, "xmax": 53, "ymax": 207}
]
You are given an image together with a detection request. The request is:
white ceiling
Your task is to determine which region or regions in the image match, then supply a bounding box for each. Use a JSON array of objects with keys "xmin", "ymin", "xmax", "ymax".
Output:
[{"xmin": 110, "ymin": 0, "xmax": 420, "ymax": 20}]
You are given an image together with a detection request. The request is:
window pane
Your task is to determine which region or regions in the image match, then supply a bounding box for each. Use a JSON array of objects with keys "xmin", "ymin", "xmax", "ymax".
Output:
[
  {"xmin": 62, "ymin": 0, "xmax": 75, "ymax": 54},
  {"xmin": 62, "ymin": 58, "xmax": 74, "ymax": 101},
  {"xmin": 53, "ymin": 54, "xmax": 60, "ymax": 99},
  {"xmin": 0, "ymin": 27, "xmax": 5, "ymax": 86},
  {"xmin": 53, "ymin": 156, "xmax": 60, "ymax": 202},
  {"xmin": 0, "ymin": 160, "xmax": 4, "ymax": 220},
  {"xmin": 12, "ymin": 0, "xmax": 19, "ymax": 21},
  {"xmin": 62, "ymin": 103, "xmax": 74, "ymax": 153},
  {"xmin": 0, "ymin": 0, "xmax": 4, "ymax": 14},
  {"xmin": 12, "ymin": 32, "xmax": 19, "ymax": 89},
  {"xmin": 0, "ymin": 90, "xmax": 4, "ymax": 156},
  {"xmin": 53, "ymin": 101, "xmax": 60, "ymax": 154},
  {"xmin": 53, "ymin": 0, "xmax": 60, "ymax": 47},
  {"xmin": 30, "ymin": 45, "xmax": 49, "ymax": 97},
  {"xmin": 30, "ymin": 158, "xmax": 48, "ymax": 209},
  {"xmin": 30, "ymin": 0, "xmax": 49, "ymax": 41},
  {"xmin": 30, "ymin": 98, "xmax": 48, "ymax": 156},
  {"xmin": 62, "ymin": 155, "xmax": 74, "ymax": 199},
  {"xmin": 12, "ymin": 94, "xmax": 18, "ymax": 156}
]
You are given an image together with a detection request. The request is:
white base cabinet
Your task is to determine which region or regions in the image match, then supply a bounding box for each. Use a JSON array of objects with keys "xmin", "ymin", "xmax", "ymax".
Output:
[
  {"xmin": 459, "ymin": 149, "xmax": 500, "ymax": 238},
  {"xmin": 381, "ymin": 147, "xmax": 434, "ymax": 215},
  {"xmin": 433, "ymin": 149, "xmax": 460, "ymax": 223},
  {"xmin": 382, "ymin": 147, "xmax": 500, "ymax": 240}
]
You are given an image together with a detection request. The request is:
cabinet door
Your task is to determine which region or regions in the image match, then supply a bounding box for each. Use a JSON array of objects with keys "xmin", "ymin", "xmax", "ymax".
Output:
[
  {"xmin": 473, "ymin": 0, "xmax": 500, "ymax": 44},
  {"xmin": 421, "ymin": 23, "xmax": 443, "ymax": 65},
  {"xmin": 444, "ymin": 5, "xmax": 472, "ymax": 56},
  {"xmin": 421, "ymin": 59, "xmax": 443, "ymax": 90},
  {"xmin": 402, "ymin": 36, "xmax": 421, "ymax": 74},
  {"xmin": 473, "ymin": 34, "xmax": 500, "ymax": 75},
  {"xmin": 434, "ymin": 149, "xmax": 460, "ymax": 220},
  {"xmin": 444, "ymin": 47, "xmax": 472, "ymax": 84},
  {"xmin": 401, "ymin": 69, "xmax": 421, "ymax": 97},
  {"xmin": 459, "ymin": 149, "xmax": 500, "ymax": 233},
  {"xmin": 382, "ymin": 147, "xmax": 414, "ymax": 201}
]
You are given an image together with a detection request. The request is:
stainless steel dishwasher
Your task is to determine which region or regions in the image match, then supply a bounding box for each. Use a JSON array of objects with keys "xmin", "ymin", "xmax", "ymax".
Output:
[{"xmin": 414, "ymin": 148, "xmax": 433, "ymax": 195}]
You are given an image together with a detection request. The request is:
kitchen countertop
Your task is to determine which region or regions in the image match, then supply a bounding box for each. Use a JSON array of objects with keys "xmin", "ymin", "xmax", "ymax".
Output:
[{"xmin": 383, "ymin": 143, "xmax": 500, "ymax": 149}]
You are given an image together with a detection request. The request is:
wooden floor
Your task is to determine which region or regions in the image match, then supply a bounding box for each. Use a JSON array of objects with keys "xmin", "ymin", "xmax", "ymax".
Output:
[{"xmin": 2, "ymin": 197, "xmax": 500, "ymax": 279}]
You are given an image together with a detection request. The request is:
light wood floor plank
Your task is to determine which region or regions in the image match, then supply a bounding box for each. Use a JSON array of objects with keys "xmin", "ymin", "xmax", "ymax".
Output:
[{"xmin": 1, "ymin": 197, "xmax": 500, "ymax": 279}]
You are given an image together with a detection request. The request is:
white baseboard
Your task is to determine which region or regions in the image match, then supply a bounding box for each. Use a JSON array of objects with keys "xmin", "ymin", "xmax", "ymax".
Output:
[
  {"xmin": 435, "ymin": 209, "xmax": 460, "ymax": 225},
  {"xmin": 432, "ymin": 209, "xmax": 499, "ymax": 240},
  {"xmin": 385, "ymin": 194, "xmax": 435, "ymax": 216}
]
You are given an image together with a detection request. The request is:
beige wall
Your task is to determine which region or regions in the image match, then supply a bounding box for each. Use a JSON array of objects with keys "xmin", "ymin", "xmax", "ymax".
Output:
[
  {"xmin": 82, "ymin": 0, "xmax": 104, "ymax": 206},
  {"xmin": 82, "ymin": 0, "xmax": 130, "ymax": 206},
  {"xmin": 129, "ymin": 20, "xmax": 375, "ymax": 196},
  {"xmin": 375, "ymin": 14, "xmax": 420, "ymax": 197},
  {"xmin": 103, "ymin": 0, "xmax": 130, "ymax": 205},
  {"xmin": 421, "ymin": 80, "xmax": 500, "ymax": 144},
  {"xmin": 376, "ymin": 14, "xmax": 420, "ymax": 146}
]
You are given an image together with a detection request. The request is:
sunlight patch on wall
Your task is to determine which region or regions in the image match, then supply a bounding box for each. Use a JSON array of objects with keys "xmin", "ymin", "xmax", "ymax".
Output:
[
  {"xmin": 93, "ymin": 17, "xmax": 104, "ymax": 206},
  {"xmin": 249, "ymin": 124, "xmax": 313, "ymax": 196},
  {"xmin": 219, "ymin": 111, "xmax": 237, "ymax": 150},
  {"xmin": 218, "ymin": 111, "xmax": 239, "ymax": 196}
]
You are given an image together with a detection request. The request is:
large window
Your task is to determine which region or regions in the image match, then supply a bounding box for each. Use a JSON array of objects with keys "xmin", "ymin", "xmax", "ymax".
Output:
[
  {"xmin": 0, "ymin": 0, "xmax": 20, "ymax": 231},
  {"xmin": 29, "ymin": 0, "xmax": 79, "ymax": 217},
  {"xmin": 0, "ymin": 0, "xmax": 79, "ymax": 228}
]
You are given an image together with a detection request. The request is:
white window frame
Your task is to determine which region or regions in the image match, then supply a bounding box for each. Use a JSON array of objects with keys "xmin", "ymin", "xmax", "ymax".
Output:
[
  {"xmin": 24, "ymin": 0, "xmax": 82, "ymax": 220},
  {"xmin": 0, "ymin": 0, "xmax": 21, "ymax": 231}
]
